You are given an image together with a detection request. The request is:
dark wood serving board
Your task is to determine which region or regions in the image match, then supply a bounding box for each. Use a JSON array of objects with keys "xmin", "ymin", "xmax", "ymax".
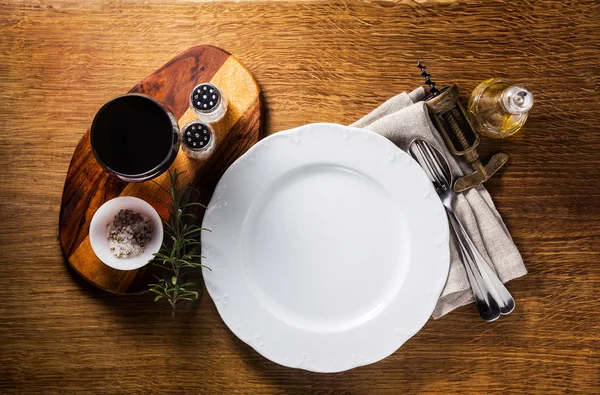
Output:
[{"xmin": 59, "ymin": 45, "xmax": 262, "ymax": 294}]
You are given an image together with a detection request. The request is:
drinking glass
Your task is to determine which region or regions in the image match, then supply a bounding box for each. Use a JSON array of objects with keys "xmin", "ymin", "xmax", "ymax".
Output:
[{"xmin": 90, "ymin": 94, "xmax": 180, "ymax": 182}]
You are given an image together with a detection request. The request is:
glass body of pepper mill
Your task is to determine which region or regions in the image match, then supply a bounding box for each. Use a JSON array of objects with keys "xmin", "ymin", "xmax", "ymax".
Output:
[{"xmin": 467, "ymin": 78, "xmax": 533, "ymax": 138}]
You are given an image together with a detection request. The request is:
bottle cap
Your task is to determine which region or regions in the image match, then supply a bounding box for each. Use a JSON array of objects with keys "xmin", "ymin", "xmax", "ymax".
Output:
[{"xmin": 501, "ymin": 85, "xmax": 533, "ymax": 114}]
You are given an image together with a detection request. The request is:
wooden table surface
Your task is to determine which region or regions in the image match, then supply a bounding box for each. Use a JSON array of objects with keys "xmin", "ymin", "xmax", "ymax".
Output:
[{"xmin": 1, "ymin": 0, "xmax": 598, "ymax": 394}]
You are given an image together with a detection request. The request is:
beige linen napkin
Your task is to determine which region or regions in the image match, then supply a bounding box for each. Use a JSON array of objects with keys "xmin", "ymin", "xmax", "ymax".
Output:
[{"xmin": 351, "ymin": 87, "xmax": 527, "ymax": 319}]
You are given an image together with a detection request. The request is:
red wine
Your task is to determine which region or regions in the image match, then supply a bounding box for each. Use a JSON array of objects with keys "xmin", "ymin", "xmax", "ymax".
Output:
[{"xmin": 91, "ymin": 94, "xmax": 179, "ymax": 182}]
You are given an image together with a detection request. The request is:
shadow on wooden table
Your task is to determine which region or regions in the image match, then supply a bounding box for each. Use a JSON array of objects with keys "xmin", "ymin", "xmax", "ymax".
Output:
[
  {"xmin": 226, "ymin": 318, "xmax": 444, "ymax": 391},
  {"xmin": 226, "ymin": 324, "xmax": 442, "ymax": 391},
  {"xmin": 223, "ymin": 283, "xmax": 533, "ymax": 393},
  {"xmin": 63, "ymin": 257, "xmax": 205, "ymax": 320}
]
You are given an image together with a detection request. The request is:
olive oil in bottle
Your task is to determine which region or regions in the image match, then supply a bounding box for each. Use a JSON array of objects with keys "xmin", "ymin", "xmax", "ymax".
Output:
[{"xmin": 467, "ymin": 78, "xmax": 533, "ymax": 138}]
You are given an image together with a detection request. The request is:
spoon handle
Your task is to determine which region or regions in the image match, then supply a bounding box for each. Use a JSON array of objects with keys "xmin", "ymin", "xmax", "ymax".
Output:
[
  {"xmin": 456, "ymin": 219, "xmax": 515, "ymax": 315},
  {"xmin": 452, "ymin": 217, "xmax": 516, "ymax": 315},
  {"xmin": 447, "ymin": 212, "xmax": 501, "ymax": 321}
]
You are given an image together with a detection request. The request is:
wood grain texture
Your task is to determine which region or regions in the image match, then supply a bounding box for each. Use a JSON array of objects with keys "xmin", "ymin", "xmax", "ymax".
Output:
[
  {"xmin": 0, "ymin": 0, "xmax": 599, "ymax": 394},
  {"xmin": 58, "ymin": 45, "xmax": 262, "ymax": 294}
]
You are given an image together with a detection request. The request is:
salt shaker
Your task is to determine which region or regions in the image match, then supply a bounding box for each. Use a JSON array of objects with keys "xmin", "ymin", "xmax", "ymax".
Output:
[
  {"xmin": 189, "ymin": 83, "xmax": 227, "ymax": 123},
  {"xmin": 181, "ymin": 121, "xmax": 216, "ymax": 159}
]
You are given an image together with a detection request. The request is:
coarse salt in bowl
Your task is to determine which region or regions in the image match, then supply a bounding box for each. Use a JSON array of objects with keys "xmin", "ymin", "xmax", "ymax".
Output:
[{"xmin": 89, "ymin": 196, "xmax": 163, "ymax": 271}]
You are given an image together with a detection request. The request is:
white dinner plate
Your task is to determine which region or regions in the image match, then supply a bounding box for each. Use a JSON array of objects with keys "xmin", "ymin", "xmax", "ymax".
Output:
[{"xmin": 202, "ymin": 123, "xmax": 449, "ymax": 373}]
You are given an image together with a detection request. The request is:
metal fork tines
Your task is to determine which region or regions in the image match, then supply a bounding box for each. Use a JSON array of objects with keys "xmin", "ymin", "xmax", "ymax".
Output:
[{"xmin": 409, "ymin": 140, "xmax": 515, "ymax": 321}]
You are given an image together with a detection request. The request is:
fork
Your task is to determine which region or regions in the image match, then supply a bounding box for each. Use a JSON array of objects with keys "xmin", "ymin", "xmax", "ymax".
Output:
[{"xmin": 409, "ymin": 139, "xmax": 515, "ymax": 321}]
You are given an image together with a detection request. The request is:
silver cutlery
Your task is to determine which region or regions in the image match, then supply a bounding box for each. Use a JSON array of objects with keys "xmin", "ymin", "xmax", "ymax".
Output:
[{"xmin": 409, "ymin": 139, "xmax": 515, "ymax": 322}]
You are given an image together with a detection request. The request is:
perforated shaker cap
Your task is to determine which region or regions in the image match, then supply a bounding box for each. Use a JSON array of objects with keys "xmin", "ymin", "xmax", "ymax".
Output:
[
  {"xmin": 190, "ymin": 83, "xmax": 221, "ymax": 113},
  {"xmin": 182, "ymin": 121, "xmax": 212, "ymax": 151}
]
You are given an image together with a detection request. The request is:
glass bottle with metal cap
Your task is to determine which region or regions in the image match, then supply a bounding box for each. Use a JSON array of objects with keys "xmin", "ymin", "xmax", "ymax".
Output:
[{"xmin": 467, "ymin": 78, "xmax": 534, "ymax": 138}]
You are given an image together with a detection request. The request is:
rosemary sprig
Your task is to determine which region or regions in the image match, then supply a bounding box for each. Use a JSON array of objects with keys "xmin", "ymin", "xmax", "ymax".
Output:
[{"xmin": 149, "ymin": 169, "xmax": 211, "ymax": 317}]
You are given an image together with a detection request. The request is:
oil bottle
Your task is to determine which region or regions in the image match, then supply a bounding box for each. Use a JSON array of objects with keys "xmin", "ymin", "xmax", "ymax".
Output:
[{"xmin": 467, "ymin": 78, "xmax": 533, "ymax": 138}]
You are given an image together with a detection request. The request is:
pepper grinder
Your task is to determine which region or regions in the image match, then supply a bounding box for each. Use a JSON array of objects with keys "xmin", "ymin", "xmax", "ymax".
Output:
[{"xmin": 417, "ymin": 61, "xmax": 508, "ymax": 193}]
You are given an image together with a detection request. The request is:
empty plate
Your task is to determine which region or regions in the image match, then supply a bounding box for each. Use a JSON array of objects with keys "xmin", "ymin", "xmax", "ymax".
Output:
[{"xmin": 202, "ymin": 123, "xmax": 449, "ymax": 372}]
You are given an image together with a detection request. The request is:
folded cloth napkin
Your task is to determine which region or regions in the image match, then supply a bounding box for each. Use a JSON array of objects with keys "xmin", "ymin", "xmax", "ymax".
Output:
[{"xmin": 351, "ymin": 87, "xmax": 527, "ymax": 319}]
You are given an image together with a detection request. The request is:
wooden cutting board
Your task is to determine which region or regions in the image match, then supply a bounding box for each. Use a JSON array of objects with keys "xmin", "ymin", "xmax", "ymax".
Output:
[{"xmin": 59, "ymin": 45, "xmax": 262, "ymax": 294}]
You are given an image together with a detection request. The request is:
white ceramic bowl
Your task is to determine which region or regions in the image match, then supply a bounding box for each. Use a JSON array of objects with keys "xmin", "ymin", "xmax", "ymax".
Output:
[{"xmin": 89, "ymin": 196, "xmax": 163, "ymax": 270}]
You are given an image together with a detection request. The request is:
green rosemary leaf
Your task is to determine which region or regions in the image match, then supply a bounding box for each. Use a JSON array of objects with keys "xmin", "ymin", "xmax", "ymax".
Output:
[
  {"xmin": 177, "ymin": 182, "xmax": 190, "ymax": 196},
  {"xmin": 181, "ymin": 228, "xmax": 202, "ymax": 237},
  {"xmin": 181, "ymin": 202, "xmax": 208, "ymax": 209},
  {"xmin": 150, "ymin": 179, "xmax": 173, "ymax": 196},
  {"xmin": 153, "ymin": 253, "xmax": 171, "ymax": 260},
  {"xmin": 149, "ymin": 195, "xmax": 172, "ymax": 209},
  {"xmin": 179, "ymin": 262, "xmax": 197, "ymax": 269},
  {"xmin": 162, "ymin": 221, "xmax": 175, "ymax": 233}
]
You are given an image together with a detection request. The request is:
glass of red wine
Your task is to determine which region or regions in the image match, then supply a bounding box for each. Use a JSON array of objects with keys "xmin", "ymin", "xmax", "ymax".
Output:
[{"xmin": 90, "ymin": 94, "xmax": 180, "ymax": 182}]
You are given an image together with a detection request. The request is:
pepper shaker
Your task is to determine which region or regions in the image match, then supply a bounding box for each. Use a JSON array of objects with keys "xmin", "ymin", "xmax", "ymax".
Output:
[
  {"xmin": 189, "ymin": 83, "xmax": 227, "ymax": 123},
  {"xmin": 181, "ymin": 121, "xmax": 216, "ymax": 159}
]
